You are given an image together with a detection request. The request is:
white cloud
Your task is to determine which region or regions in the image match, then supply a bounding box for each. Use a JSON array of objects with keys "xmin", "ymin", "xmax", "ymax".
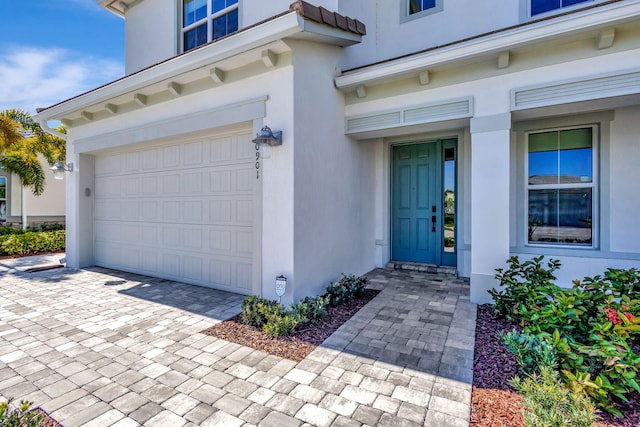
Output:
[{"xmin": 0, "ymin": 46, "xmax": 123, "ymax": 114}]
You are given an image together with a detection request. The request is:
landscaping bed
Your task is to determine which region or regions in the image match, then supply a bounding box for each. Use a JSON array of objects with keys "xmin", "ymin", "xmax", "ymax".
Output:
[{"xmin": 202, "ymin": 288, "xmax": 379, "ymax": 362}]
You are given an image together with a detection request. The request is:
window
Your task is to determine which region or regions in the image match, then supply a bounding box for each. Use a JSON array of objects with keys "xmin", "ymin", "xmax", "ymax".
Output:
[
  {"xmin": 0, "ymin": 176, "xmax": 6, "ymax": 221},
  {"xmin": 526, "ymin": 126, "xmax": 596, "ymax": 246},
  {"xmin": 402, "ymin": 0, "xmax": 443, "ymax": 21},
  {"xmin": 409, "ymin": 0, "xmax": 436, "ymax": 14},
  {"xmin": 182, "ymin": 0, "xmax": 238, "ymax": 52},
  {"xmin": 529, "ymin": 0, "xmax": 592, "ymax": 17}
]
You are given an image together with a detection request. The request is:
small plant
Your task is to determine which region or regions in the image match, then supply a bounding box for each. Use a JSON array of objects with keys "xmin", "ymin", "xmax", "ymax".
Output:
[
  {"xmin": 490, "ymin": 255, "xmax": 561, "ymax": 323},
  {"xmin": 510, "ymin": 367, "xmax": 597, "ymax": 427},
  {"xmin": 0, "ymin": 398, "xmax": 43, "ymax": 427},
  {"xmin": 290, "ymin": 295, "xmax": 328, "ymax": 324},
  {"xmin": 326, "ymin": 274, "xmax": 368, "ymax": 306},
  {"xmin": 241, "ymin": 296, "xmax": 280, "ymax": 328},
  {"xmin": 263, "ymin": 312, "xmax": 303, "ymax": 337},
  {"xmin": 501, "ymin": 330, "xmax": 558, "ymax": 375}
]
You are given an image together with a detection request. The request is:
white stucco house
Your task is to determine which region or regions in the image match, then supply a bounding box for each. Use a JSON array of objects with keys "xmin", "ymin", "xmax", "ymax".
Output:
[
  {"xmin": 0, "ymin": 163, "xmax": 65, "ymax": 227},
  {"xmin": 35, "ymin": 0, "xmax": 640, "ymax": 304}
]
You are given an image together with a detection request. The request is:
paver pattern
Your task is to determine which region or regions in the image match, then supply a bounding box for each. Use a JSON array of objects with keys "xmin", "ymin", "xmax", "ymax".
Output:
[{"xmin": 0, "ymin": 254, "xmax": 476, "ymax": 426}]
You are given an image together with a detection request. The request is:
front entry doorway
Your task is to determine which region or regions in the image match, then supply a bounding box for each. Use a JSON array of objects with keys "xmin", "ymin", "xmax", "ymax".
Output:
[{"xmin": 391, "ymin": 139, "xmax": 457, "ymax": 267}]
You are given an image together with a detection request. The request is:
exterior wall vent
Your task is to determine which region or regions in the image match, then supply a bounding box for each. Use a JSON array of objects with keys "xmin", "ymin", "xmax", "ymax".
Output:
[
  {"xmin": 346, "ymin": 97, "xmax": 473, "ymax": 134},
  {"xmin": 512, "ymin": 70, "xmax": 640, "ymax": 110}
]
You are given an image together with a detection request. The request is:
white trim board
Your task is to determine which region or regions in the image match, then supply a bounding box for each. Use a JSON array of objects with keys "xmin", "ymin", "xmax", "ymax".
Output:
[{"xmin": 74, "ymin": 96, "xmax": 267, "ymax": 154}]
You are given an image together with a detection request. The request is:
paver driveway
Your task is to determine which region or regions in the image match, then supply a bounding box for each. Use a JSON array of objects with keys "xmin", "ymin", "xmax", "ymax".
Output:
[{"xmin": 0, "ymin": 255, "xmax": 476, "ymax": 426}]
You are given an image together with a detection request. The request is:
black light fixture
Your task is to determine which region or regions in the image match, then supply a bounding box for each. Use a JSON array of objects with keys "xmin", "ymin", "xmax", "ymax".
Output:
[
  {"xmin": 51, "ymin": 160, "xmax": 73, "ymax": 180},
  {"xmin": 252, "ymin": 126, "xmax": 282, "ymax": 159}
]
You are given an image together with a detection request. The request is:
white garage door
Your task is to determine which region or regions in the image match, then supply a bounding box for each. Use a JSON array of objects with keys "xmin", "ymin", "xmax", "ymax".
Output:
[{"xmin": 94, "ymin": 130, "xmax": 257, "ymax": 294}]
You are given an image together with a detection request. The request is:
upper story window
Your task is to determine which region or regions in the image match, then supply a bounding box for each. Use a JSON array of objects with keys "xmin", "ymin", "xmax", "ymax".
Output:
[
  {"xmin": 402, "ymin": 0, "xmax": 443, "ymax": 22},
  {"xmin": 526, "ymin": 126, "xmax": 597, "ymax": 247},
  {"xmin": 182, "ymin": 0, "xmax": 238, "ymax": 52},
  {"xmin": 529, "ymin": 0, "xmax": 593, "ymax": 17}
]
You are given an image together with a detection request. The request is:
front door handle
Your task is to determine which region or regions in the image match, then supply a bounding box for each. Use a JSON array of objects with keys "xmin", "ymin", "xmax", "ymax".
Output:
[{"xmin": 431, "ymin": 215, "xmax": 436, "ymax": 232}]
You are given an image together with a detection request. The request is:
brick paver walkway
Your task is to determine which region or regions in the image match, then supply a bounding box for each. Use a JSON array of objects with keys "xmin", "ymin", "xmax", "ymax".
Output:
[{"xmin": 0, "ymin": 255, "xmax": 476, "ymax": 426}]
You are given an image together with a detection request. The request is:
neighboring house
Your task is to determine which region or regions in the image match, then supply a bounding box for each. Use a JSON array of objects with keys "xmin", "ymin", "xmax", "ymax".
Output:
[
  {"xmin": 0, "ymin": 162, "xmax": 65, "ymax": 227},
  {"xmin": 35, "ymin": 0, "xmax": 640, "ymax": 304}
]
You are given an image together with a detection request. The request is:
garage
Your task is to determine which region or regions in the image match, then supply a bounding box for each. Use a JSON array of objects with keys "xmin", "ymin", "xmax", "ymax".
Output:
[{"xmin": 93, "ymin": 128, "xmax": 258, "ymax": 294}]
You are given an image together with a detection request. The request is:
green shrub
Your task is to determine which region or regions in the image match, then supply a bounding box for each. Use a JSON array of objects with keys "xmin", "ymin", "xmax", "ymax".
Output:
[
  {"xmin": 263, "ymin": 312, "xmax": 302, "ymax": 337},
  {"xmin": 491, "ymin": 257, "xmax": 640, "ymax": 416},
  {"xmin": 241, "ymin": 273, "xmax": 367, "ymax": 337},
  {"xmin": 290, "ymin": 295, "xmax": 328, "ymax": 324},
  {"xmin": 510, "ymin": 367, "xmax": 597, "ymax": 427},
  {"xmin": 0, "ymin": 230, "xmax": 65, "ymax": 255},
  {"xmin": 0, "ymin": 226, "xmax": 23, "ymax": 236},
  {"xmin": 326, "ymin": 274, "xmax": 368, "ymax": 307},
  {"xmin": 241, "ymin": 296, "xmax": 280, "ymax": 328},
  {"xmin": 0, "ymin": 398, "xmax": 43, "ymax": 427},
  {"xmin": 490, "ymin": 255, "xmax": 561, "ymax": 323},
  {"xmin": 501, "ymin": 330, "xmax": 558, "ymax": 375}
]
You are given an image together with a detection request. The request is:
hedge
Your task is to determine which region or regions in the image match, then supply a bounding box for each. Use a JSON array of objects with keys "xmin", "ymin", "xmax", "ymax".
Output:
[{"xmin": 0, "ymin": 230, "xmax": 65, "ymax": 255}]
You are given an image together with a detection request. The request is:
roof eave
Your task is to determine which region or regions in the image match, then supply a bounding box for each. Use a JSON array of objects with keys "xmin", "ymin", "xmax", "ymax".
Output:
[{"xmin": 335, "ymin": 0, "xmax": 640, "ymax": 90}]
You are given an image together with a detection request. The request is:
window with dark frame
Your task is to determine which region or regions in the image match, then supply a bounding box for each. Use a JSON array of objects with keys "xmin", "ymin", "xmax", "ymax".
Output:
[
  {"xmin": 409, "ymin": 0, "xmax": 437, "ymax": 15},
  {"xmin": 530, "ymin": 0, "xmax": 592, "ymax": 16},
  {"xmin": 182, "ymin": 0, "xmax": 238, "ymax": 52}
]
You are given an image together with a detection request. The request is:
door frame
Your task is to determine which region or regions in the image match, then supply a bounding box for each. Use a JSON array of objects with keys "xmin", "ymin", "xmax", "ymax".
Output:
[{"xmin": 386, "ymin": 133, "xmax": 460, "ymax": 268}]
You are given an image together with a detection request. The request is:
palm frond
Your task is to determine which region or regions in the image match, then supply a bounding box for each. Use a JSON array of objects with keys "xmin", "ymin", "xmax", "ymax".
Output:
[{"xmin": 0, "ymin": 116, "xmax": 22, "ymax": 151}]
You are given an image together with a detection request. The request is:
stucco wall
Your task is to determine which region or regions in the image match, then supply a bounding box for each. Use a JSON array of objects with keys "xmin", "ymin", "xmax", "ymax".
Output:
[
  {"xmin": 8, "ymin": 156, "xmax": 66, "ymax": 219},
  {"xmin": 338, "ymin": 0, "xmax": 518, "ymax": 71},
  {"xmin": 290, "ymin": 40, "xmax": 376, "ymax": 301},
  {"xmin": 125, "ymin": 0, "xmax": 177, "ymax": 75}
]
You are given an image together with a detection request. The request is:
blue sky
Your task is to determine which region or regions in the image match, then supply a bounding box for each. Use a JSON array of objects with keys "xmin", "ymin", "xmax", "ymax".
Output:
[{"xmin": 0, "ymin": 0, "xmax": 125, "ymax": 114}]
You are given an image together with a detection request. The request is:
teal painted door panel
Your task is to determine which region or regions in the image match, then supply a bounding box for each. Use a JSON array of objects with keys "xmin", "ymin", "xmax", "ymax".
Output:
[{"xmin": 392, "ymin": 143, "xmax": 437, "ymax": 263}]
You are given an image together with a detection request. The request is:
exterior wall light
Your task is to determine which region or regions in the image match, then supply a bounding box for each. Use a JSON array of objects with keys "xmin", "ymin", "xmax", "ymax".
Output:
[
  {"xmin": 51, "ymin": 160, "xmax": 73, "ymax": 180},
  {"xmin": 252, "ymin": 126, "xmax": 282, "ymax": 159}
]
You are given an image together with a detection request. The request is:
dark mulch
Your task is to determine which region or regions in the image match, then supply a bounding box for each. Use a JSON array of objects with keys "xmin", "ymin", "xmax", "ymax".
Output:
[
  {"xmin": 470, "ymin": 304, "xmax": 524, "ymax": 427},
  {"xmin": 470, "ymin": 304, "xmax": 640, "ymax": 427},
  {"xmin": 202, "ymin": 289, "xmax": 379, "ymax": 362}
]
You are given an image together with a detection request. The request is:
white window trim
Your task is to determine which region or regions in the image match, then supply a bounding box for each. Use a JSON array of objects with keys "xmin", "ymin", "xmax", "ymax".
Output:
[
  {"xmin": 519, "ymin": 0, "xmax": 602, "ymax": 21},
  {"xmin": 401, "ymin": 0, "xmax": 444, "ymax": 23},
  {"xmin": 524, "ymin": 124, "xmax": 599, "ymax": 249},
  {"xmin": 181, "ymin": 0, "xmax": 239, "ymax": 53}
]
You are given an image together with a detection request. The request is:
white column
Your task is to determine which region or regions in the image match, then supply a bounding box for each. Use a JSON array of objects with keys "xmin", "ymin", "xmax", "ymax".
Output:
[
  {"xmin": 65, "ymin": 147, "xmax": 95, "ymax": 269},
  {"xmin": 470, "ymin": 113, "xmax": 511, "ymax": 304}
]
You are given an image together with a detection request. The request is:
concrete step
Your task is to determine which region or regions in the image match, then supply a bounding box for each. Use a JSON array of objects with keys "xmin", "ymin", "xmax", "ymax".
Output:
[{"xmin": 385, "ymin": 261, "xmax": 458, "ymax": 277}]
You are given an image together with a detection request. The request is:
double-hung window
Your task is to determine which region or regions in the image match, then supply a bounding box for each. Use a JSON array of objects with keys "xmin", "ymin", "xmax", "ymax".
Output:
[
  {"xmin": 526, "ymin": 126, "xmax": 596, "ymax": 247},
  {"xmin": 529, "ymin": 0, "xmax": 593, "ymax": 17},
  {"xmin": 182, "ymin": 0, "xmax": 238, "ymax": 52}
]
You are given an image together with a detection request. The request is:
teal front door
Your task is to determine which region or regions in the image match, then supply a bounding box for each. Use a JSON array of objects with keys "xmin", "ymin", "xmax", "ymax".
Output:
[{"xmin": 392, "ymin": 143, "xmax": 438, "ymax": 264}]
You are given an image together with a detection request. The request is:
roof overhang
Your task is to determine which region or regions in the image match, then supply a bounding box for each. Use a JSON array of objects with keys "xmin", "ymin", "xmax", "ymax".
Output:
[
  {"xmin": 36, "ymin": 10, "xmax": 363, "ymax": 125},
  {"xmin": 335, "ymin": 0, "xmax": 640, "ymax": 91},
  {"xmin": 98, "ymin": 0, "xmax": 142, "ymax": 17}
]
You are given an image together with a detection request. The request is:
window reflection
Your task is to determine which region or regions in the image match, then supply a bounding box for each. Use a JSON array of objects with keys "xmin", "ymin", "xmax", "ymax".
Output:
[
  {"xmin": 527, "ymin": 127, "xmax": 594, "ymax": 246},
  {"xmin": 528, "ymin": 188, "xmax": 592, "ymax": 244},
  {"xmin": 443, "ymin": 148, "xmax": 455, "ymax": 253}
]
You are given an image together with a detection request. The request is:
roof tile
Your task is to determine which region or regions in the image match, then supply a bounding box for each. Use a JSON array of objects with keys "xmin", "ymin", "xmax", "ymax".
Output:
[{"xmin": 289, "ymin": 0, "xmax": 366, "ymax": 37}]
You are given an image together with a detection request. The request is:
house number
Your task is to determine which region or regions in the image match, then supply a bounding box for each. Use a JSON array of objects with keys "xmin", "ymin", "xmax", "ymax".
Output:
[{"xmin": 255, "ymin": 143, "xmax": 261, "ymax": 179}]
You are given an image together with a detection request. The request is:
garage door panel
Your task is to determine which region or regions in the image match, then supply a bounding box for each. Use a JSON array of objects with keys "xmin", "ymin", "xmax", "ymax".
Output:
[{"xmin": 94, "ymin": 130, "xmax": 256, "ymax": 294}]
